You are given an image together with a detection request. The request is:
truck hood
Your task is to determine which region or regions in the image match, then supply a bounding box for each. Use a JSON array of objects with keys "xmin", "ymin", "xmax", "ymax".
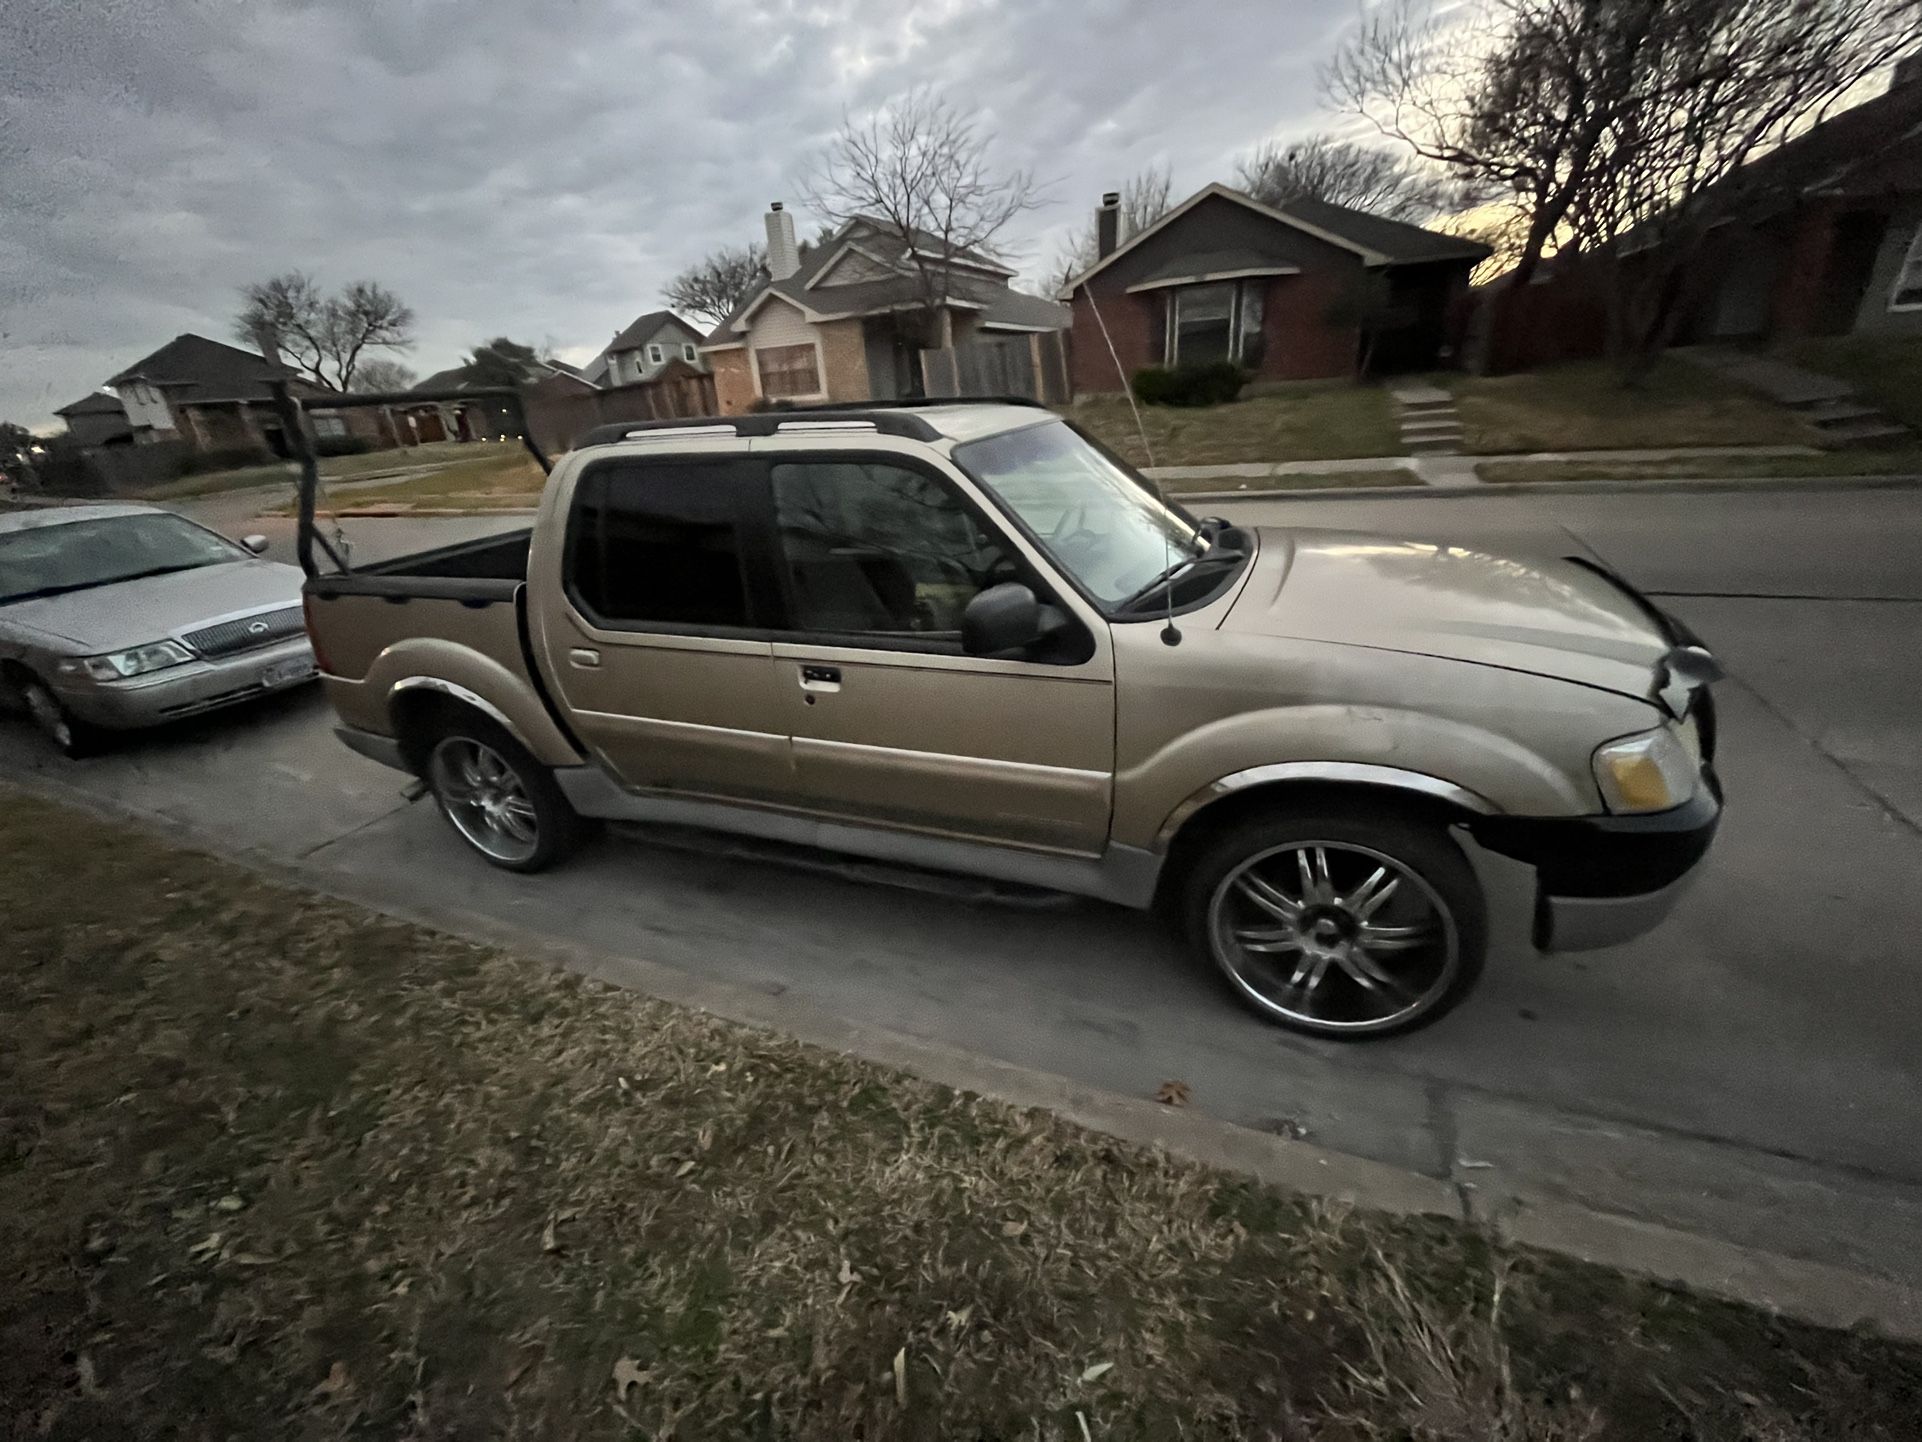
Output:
[
  {"xmin": 0, "ymin": 558, "xmax": 305, "ymax": 654},
  {"xmin": 1221, "ymin": 528, "xmax": 1670, "ymax": 699}
]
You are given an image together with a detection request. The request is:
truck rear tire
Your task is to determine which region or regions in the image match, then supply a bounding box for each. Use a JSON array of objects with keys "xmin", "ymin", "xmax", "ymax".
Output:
[
  {"xmin": 1181, "ymin": 803, "xmax": 1487, "ymax": 1038},
  {"xmin": 421, "ymin": 714, "xmax": 585, "ymax": 873}
]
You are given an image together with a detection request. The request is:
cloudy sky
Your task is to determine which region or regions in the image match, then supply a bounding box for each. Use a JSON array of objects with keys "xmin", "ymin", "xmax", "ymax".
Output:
[{"xmin": 1, "ymin": 0, "xmax": 1363, "ymax": 430}]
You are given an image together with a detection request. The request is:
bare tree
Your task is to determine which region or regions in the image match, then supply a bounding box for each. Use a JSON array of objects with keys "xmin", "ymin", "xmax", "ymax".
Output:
[
  {"xmin": 1052, "ymin": 166, "xmax": 1175, "ymax": 287},
  {"xmin": 799, "ymin": 86, "xmax": 1045, "ymax": 344},
  {"xmin": 235, "ymin": 272, "xmax": 415, "ymax": 391},
  {"xmin": 1571, "ymin": 1, "xmax": 1917, "ymax": 373},
  {"xmin": 351, "ymin": 358, "xmax": 416, "ymax": 394},
  {"xmin": 665, "ymin": 243, "xmax": 768, "ymax": 325},
  {"xmin": 1234, "ymin": 134, "xmax": 1472, "ymax": 221}
]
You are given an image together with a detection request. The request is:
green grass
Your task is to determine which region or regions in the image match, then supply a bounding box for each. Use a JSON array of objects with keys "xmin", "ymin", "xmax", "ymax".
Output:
[
  {"xmin": 1787, "ymin": 335, "xmax": 1922, "ymax": 431},
  {"xmin": 1449, "ymin": 357, "xmax": 1811, "ymax": 454},
  {"xmin": 1159, "ymin": 466, "xmax": 1420, "ymax": 494},
  {"xmin": 1480, "ymin": 449, "xmax": 1922, "ymax": 484},
  {"xmin": 1071, "ymin": 384, "xmax": 1400, "ymax": 467},
  {"xmin": 7, "ymin": 785, "xmax": 1922, "ymax": 1439}
]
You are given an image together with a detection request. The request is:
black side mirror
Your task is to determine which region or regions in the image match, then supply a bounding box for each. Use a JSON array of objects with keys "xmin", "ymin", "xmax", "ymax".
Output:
[{"xmin": 962, "ymin": 582, "xmax": 1067, "ymax": 657}]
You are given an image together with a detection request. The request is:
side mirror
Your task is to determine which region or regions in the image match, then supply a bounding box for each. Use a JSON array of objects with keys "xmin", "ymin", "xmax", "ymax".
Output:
[
  {"xmin": 962, "ymin": 582, "xmax": 1067, "ymax": 657},
  {"xmin": 242, "ymin": 534, "xmax": 270, "ymax": 555}
]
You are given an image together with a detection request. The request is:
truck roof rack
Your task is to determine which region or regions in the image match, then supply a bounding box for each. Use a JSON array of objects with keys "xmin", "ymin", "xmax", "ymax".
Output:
[{"xmin": 575, "ymin": 396, "xmax": 1051, "ymax": 449}]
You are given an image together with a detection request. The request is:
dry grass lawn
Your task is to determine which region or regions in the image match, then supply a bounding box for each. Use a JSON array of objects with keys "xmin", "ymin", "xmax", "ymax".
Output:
[
  {"xmin": 6, "ymin": 786, "xmax": 1922, "ymax": 1439},
  {"xmin": 1071, "ymin": 386, "xmax": 1401, "ymax": 467},
  {"xmin": 1480, "ymin": 450, "xmax": 1922, "ymax": 484},
  {"xmin": 142, "ymin": 440, "xmax": 522, "ymax": 502},
  {"xmin": 1450, "ymin": 358, "xmax": 1810, "ymax": 454}
]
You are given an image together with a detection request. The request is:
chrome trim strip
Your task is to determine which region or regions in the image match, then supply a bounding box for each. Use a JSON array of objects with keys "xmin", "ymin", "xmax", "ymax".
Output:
[
  {"xmin": 553, "ymin": 765, "xmax": 1161, "ymax": 908},
  {"xmin": 795, "ymin": 733, "xmax": 1108, "ymax": 783},
  {"xmin": 568, "ymin": 708, "xmax": 786, "ymax": 747},
  {"xmin": 1156, "ymin": 762, "xmax": 1499, "ymax": 847},
  {"xmin": 388, "ymin": 676, "xmax": 531, "ymax": 748}
]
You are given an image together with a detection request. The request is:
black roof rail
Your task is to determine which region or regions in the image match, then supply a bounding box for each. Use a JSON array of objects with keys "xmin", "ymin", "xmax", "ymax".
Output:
[{"xmin": 575, "ymin": 395, "xmax": 1052, "ymax": 450}]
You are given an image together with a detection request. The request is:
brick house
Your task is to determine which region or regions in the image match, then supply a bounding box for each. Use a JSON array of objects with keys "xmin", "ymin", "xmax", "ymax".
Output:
[
  {"xmin": 105, "ymin": 333, "xmax": 327, "ymax": 454},
  {"xmin": 583, "ymin": 312, "xmax": 707, "ymax": 387},
  {"xmin": 1056, "ymin": 183, "xmax": 1489, "ymax": 392},
  {"xmin": 52, "ymin": 391, "xmax": 133, "ymax": 448},
  {"xmin": 1483, "ymin": 61, "xmax": 1922, "ymax": 371},
  {"xmin": 700, "ymin": 203, "xmax": 1068, "ymax": 412}
]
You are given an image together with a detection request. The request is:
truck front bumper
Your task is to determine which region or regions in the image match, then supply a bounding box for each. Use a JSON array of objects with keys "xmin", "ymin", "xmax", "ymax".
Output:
[
  {"xmin": 1471, "ymin": 769, "xmax": 1723, "ymax": 954},
  {"xmin": 53, "ymin": 635, "xmax": 318, "ymax": 730}
]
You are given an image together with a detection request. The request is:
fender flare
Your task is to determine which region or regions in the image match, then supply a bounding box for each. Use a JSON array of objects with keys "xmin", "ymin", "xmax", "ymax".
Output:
[
  {"xmin": 1154, "ymin": 761, "xmax": 1499, "ymax": 849},
  {"xmin": 389, "ymin": 675, "xmax": 537, "ymax": 754}
]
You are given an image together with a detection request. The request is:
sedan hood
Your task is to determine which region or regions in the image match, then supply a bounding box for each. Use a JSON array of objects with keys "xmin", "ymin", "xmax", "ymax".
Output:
[
  {"xmin": 0, "ymin": 559, "xmax": 305, "ymax": 653},
  {"xmin": 1221, "ymin": 528, "xmax": 1670, "ymax": 699}
]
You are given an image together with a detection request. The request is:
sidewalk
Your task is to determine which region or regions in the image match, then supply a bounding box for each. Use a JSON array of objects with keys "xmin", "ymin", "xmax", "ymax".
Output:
[{"xmin": 1142, "ymin": 444, "xmax": 1819, "ymax": 489}]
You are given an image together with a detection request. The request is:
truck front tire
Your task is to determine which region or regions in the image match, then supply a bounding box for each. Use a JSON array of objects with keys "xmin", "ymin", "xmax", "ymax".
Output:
[
  {"xmin": 420, "ymin": 714, "xmax": 585, "ymax": 873},
  {"xmin": 1181, "ymin": 803, "xmax": 1488, "ymax": 1038}
]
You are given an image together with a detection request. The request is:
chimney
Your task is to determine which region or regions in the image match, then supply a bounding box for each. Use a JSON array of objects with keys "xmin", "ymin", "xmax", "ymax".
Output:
[
  {"xmin": 1095, "ymin": 191, "xmax": 1121, "ymax": 260},
  {"xmin": 765, "ymin": 201, "xmax": 801, "ymax": 280},
  {"xmin": 250, "ymin": 320, "xmax": 283, "ymax": 369}
]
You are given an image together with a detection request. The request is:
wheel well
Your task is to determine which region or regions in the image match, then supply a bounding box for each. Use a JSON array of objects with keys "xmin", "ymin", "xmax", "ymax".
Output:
[
  {"xmin": 389, "ymin": 691, "xmax": 495, "ymax": 774},
  {"xmin": 1155, "ymin": 779, "xmax": 1482, "ymax": 910}
]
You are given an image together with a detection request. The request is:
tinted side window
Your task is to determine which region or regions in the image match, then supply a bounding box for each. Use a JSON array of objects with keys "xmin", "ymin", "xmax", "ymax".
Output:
[
  {"xmin": 770, "ymin": 460, "xmax": 1017, "ymax": 635},
  {"xmin": 567, "ymin": 461, "xmax": 749, "ymax": 628}
]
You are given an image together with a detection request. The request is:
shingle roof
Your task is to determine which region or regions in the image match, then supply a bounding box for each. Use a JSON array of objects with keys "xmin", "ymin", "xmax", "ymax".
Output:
[
  {"xmin": 605, "ymin": 310, "xmax": 700, "ymax": 354},
  {"xmin": 55, "ymin": 390, "xmax": 128, "ymax": 417},
  {"xmin": 1125, "ymin": 248, "xmax": 1304, "ymax": 289},
  {"xmin": 977, "ymin": 288, "xmax": 1072, "ymax": 330},
  {"xmin": 1273, "ymin": 197, "xmax": 1492, "ymax": 265},
  {"xmin": 107, "ymin": 333, "xmax": 297, "ymax": 404},
  {"xmin": 1740, "ymin": 71, "xmax": 1922, "ymax": 202}
]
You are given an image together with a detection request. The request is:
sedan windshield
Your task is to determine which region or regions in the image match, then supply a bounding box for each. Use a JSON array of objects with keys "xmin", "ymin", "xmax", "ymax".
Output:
[
  {"xmin": 0, "ymin": 514, "xmax": 244, "ymax": 604},
  {"xmin": 953, "ymin": 420, "xmax": 1202, "ymax": 609}
]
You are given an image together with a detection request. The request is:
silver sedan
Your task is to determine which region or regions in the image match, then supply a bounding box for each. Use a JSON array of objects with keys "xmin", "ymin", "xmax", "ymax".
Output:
[{"xmin": 0, "ymin": 503, "xmax": 316, "ymax": 756}]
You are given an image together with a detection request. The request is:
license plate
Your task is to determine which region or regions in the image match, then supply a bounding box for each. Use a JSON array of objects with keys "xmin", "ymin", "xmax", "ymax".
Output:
[{"xmin": 260, "ymin": 657, "xmax": 317, "ymax": 688}]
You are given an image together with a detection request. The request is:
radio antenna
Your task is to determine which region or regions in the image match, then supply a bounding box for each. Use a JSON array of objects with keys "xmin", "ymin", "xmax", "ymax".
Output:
[{"xmin": 1085, "ymin": 283, "xmax": 1184, "ymax": 646}]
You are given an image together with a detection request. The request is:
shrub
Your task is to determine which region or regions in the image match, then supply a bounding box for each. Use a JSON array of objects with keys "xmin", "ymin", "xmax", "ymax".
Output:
[
  {"xmin": 1130, "ymin": 362, "xmax": 1249, "ymax": 407},
  {"xmin": 313, "ymin": 434, "xmax": 373, "ymax": 458}
]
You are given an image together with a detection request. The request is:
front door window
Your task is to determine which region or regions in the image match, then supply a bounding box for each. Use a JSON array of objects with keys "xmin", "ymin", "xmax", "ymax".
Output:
[{"xmin": 769, "ymin": 460, "xmax": 1017, "ymax": 639}]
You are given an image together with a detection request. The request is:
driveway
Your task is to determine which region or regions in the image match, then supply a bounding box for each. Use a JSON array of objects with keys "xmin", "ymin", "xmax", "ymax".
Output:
[{"xmin": 6, "ymin": 483, "xmax": 1921, "ymax": 1292}]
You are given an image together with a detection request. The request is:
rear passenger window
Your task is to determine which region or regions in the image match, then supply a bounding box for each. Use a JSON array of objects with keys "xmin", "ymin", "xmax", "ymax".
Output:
[{"xmin": 567, "ymin": 461, "xmax": 750, "ymax": 628}]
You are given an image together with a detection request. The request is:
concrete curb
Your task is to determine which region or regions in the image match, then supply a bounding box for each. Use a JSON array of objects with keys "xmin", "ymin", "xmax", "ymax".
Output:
[
  {"xmin": 1181, "ymin": 472, "xmax": 1922, "ymax": 504},
  {"xmin": 7, "ymin": 769, "xmax": 1919, "ymax": 1343}
]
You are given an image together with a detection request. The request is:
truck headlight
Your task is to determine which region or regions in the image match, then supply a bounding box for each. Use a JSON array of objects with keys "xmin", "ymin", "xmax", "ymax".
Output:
[
  {"xmin": 58, "ymin": 640, "xmax": 194, "ymax": 681},
  {"xmin": 1593, "ymin": 727, "xmax": 1697, "ymax": 814}
]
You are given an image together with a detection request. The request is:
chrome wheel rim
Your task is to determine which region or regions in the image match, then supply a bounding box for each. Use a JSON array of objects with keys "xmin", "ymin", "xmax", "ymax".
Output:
[
  {"xmin": 1208, "ymin": 840, "xmax": 1459, "ymax": 1034},
  {"xmin": 25, "ymin": 685, "xmax": 73, "ymax": 751},
  {"xmin": 428, "ymin": 737, "xmax": 539, "ymax": 864}
]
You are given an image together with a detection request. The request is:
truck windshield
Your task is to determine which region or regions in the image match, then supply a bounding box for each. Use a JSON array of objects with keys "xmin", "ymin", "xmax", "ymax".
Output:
[
  {"xmin": 953, "ymin": 419, "xmax": 1201, "ymax": 609},
  {"xmin": 0, "ymin": 514, "xmax": 244, "ymax": 604}
]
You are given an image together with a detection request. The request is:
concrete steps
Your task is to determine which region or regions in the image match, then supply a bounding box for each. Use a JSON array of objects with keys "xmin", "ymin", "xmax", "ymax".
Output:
[
  {"xmin": 1678, "ymin": 347, "xmax": 1912, "ymax": 450},
  {"xmin": 1390, "ymin": 382, "xmax": 1464, "ymax": 456}
]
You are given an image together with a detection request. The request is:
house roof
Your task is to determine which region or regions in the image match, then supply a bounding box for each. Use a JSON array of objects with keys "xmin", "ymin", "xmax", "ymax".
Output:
[
  {"xmin": 1057, "ymin": 183, "xmax": 1491, "ymax": 296},
  {"xmin": 701, "ymin": 217, "xmax": 1061, "ymax": 347},
  {"xmin": 1123, "ymin": 248, "xmax": 1304, "ymax": 292},
  {"xmin": 107, "ymin": 333, "xmax": 297, "ymax": 405},
  {"xmin": 605, "ymin": 310, "xmax": 700, "ymax": 354},
  {"xmin": 55, "ymin": 390, "xmax": 128, "ymax": 417}
]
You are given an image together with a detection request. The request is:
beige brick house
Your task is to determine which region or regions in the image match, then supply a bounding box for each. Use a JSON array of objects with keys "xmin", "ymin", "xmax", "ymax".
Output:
[{"xmin": 700, "ymin": 203, "xmax": 1066, "ymax": 412}]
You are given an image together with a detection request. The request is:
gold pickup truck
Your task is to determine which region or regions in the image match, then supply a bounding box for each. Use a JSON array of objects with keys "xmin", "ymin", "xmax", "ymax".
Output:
[{"xmin": 302, "ymin": 399, "xmax": 1723, "ymax": 1038}]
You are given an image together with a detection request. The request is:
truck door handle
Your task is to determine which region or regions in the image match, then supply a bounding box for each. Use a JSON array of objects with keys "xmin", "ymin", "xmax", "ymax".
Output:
[
  {"xmin": 569, "ymin": 647, "xmax": 601, "ymax": 668},
  {"xmin": 799, "ymin": 664, "xmax": 841, "ymax": 693}
]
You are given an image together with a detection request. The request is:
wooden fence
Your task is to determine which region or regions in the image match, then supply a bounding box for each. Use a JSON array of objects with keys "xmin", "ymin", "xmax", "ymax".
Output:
[
  {"xmin": 522, "ymin": 364, "xmax": 718, "ymax": 454},
  {"xmin": 920, "ymin": 331, "xmax": 1071, "ymax": 404}
]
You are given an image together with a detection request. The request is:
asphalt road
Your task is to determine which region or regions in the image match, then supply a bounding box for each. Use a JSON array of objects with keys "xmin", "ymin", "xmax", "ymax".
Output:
[{"xmin": 7, "ymin": 481, "xmax": 1921, "ymax": 1289}]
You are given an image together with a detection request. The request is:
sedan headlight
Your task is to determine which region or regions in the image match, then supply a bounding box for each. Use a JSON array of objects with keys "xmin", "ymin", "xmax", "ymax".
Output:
[
  {"xmin": 1593, "ymin": 727, "xmax": 1698, "ymax": 814},
  {"xmin": 58, "ymin": 640, "xmax": 195, "ymax": 681}
]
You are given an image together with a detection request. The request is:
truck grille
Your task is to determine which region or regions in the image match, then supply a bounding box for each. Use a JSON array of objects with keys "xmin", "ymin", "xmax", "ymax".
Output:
[{"xmin": 182, "ymin": 606, "xmax": 307, "ymax": 659}]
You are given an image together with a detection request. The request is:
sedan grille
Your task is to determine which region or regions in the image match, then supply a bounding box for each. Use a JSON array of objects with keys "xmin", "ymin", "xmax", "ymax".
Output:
[{"xmin": 182, "ymin": 606, "xmax": 307, "ymax": 659}]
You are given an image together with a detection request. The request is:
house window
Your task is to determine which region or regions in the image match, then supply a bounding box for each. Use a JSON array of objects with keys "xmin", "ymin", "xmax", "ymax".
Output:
[
  {"xmin": 1166, "ymin": 281, "xmax": 1266, "ymax": 368},
  {"xmin": 647, "ymin": 343, "xmax": 665, "ymax": 364},
  {"xmin": 311, "ymin": 414, "xmax": 348, "ymax": 438},
  {"xmin": 1891, "ymin": 222, "xmax": 1922, "ymax": 312},
  {"xmin": 683, "ymin": 343, "xmax": 698, "ymax": 362},
  {"xmin": 756, "ymin": 342, "xmax": 822, "ymax": 399}
]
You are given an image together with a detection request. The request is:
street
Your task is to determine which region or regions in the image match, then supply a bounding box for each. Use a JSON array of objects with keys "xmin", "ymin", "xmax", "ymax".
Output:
[{"xmin": 6, "ymin": 480, "xmax": 1922, "ymax": 1292}]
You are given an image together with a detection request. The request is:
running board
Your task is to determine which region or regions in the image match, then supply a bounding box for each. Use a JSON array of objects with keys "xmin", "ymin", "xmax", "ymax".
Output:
[{"xmin": 552, "ymin": 765, "xmax": 1161, "ymax": 909}]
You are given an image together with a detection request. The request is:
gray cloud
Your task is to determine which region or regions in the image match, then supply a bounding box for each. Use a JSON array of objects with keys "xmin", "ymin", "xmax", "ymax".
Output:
[{"xmin": 1, "ymin": 0, "xmax": 1346, "ymax": 428}]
